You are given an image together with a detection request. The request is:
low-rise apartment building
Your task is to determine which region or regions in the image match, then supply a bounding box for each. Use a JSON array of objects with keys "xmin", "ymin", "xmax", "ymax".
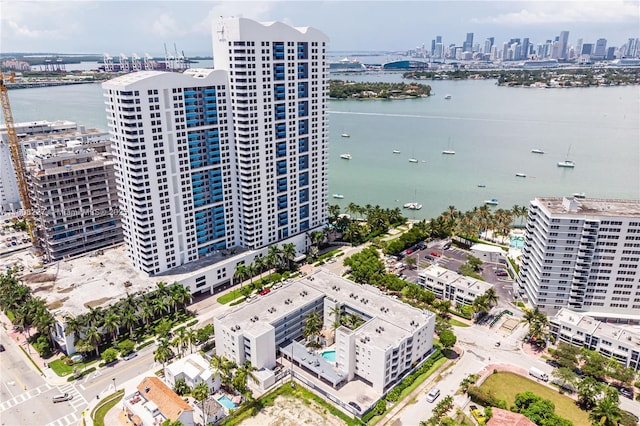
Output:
[
  {"xmin": 164, "ymin": 353, "xmax": 220, "ymax": 393},
  {"xmin": 549, "ymin": 308, "xmax": 640, "ymax": 370},
  {"xmin": 214, "ymin": 269, "xmax": 435, "ymax": 393},
  {"xmin": 418, "ymin": 265, "xmax": 493, "ymax": 306}
]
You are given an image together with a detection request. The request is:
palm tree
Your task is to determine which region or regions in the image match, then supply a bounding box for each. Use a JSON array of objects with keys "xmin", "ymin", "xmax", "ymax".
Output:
[
  {"xmin": 233, "ymin": 361, "xmax": 259, "ymax": 396},
  {"xmin": 102, "ymin": 310, "xmax": 121, "ymax": 343},
  {"xmin": 303, "ymin": 310, "xmax": 323, "ymax": 343},
  {"xmin": 154, "ymin": 338, "xmax": 173, "ymax": 368},
  {"xmin": 281, "ymin": 243, "xmax": 297, "ymax": 271},
  {"xmin": 192, "ymin": 381, "xmax": 211, "ymax": 424},
  {"xmin": 33, "ymin": 304, "xmax": 55, "ymax": 345},
  {"xmin": 589, "ymin": 397, "xmax": 621, "ymax": 426},
  {"xmin": 64, "ymin": 315, "xmax": 85, "ymax": 341},
  {"xmin": 86, "ymin": 306, "xmax": 104, "ymax": 328},
  {"xmin": 266, "ymin": 245, "xmax": 282, "ymax": 271},
  {"xmin": 210, "ymin": 355, "xmax": 236, "ymax": 392},
  {"xmin": 329, "ymin": 304, "xmax": 342, "ymax": 330},
  {"xmin": 84, "ymin": 326, "xmax": 102, "ymax": 357},
  {"xmin": 121, "ymin": 309, "xmax": 138, "ymax": 337},
  {"xmin": 246, "ymin": 264, "xmax": 257, "ymax": 286},
  {"xmin": 483, "ymin": 288, "xmax": 498, "ymax": 307},
  {"xmin": 186, "ymin": 328, "xmax": 198, "ymax": 354},
  {"xmin": 170, "ymin": 283, "xmax": 192, "ymax": 313},
  {"xmin": 139, "ymin": 300, "xmax": 154, "ymax": 327},
  {"xmin": 253, "ymin": 255, "xmax": 266, "ymax": 279}
]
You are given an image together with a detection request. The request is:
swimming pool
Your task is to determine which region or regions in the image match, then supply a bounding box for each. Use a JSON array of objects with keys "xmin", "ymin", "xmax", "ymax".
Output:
[
  {"xmin": 321, "ymin": 350, "xmax": 336, "ymax": 363},
  {"xmin": 510, "ymin": 236, "xmax": 525, "ymax": 249},
  {"xmin": 217, "ymin": 395, "xmax": 238, "ymax": 410}
]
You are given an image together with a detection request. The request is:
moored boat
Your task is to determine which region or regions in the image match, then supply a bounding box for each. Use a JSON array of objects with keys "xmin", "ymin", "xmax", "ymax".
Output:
[
  {"xmin": 341, "ymin": 133, "xmax": 350, "ymax": 138},
  {"xmin": 403, "ymin": 202, "xmax": 423, "ymax": 210},
  {"xmin": 442, "ymin": 150, "xmax": 455, "ymax": 155},
  {"xmin": 515, "ymin": 173, "xmax": 526, "ymax": 177},
  {"xmin": 477, "ymin": 184, "xmax": 486, "ymax": 188},
  {"xmin": 572, "ymin": 192, "xmax": 586, "ymax": 199},
  {"xmin": 392, "ymin": 150, "xmax": 401, "ymax": 154},
  {"xmin": 444, "ymin": 94, "xmax": 452, "ymax": 99},
  {"xmin": 408, "ymin": 158, "xmax": 418, "ymax": 163},
  {"xmin": 530, "ymin": 149, "xmax": 545, "ymax": 154},
  {"xmin": 332, "ymin": 193, "xmax": 345, "ymax": 199},
  {"xmin": 484, "ymin": 198, "xmax": 499, "ymax": 206},
  {"xmin": 557, "ymin": 160, "xmax": 575, "ymax": 168},
  {"xmin": 340, "ymin": 153, "xmax": 352, "ymax": 160}
]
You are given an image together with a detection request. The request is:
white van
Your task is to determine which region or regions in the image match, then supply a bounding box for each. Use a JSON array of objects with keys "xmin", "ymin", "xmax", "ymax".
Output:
[
  {"xmin": 529, "ymin": 367, "xmax": 549, "ymax": 382},
  {"xmin": 426, "ymin": 388, "xmax": 441, "ymax": 403}
]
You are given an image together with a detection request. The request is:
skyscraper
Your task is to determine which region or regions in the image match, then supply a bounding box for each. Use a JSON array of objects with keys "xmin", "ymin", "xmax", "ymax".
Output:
[
  {"xmin": 594, "ymin": 38, "xmax": 608, "ymax": 58},
  {"xmin": 104, "ymin": 18, "xmax": 328, "ymax": 276},
  {"xmin": 558, "ymin": 31, "xmax": 570, "ymax": 60},
  {"xmin": 463, "ymin": 32, "xmax": 474, "ymax": 52}
]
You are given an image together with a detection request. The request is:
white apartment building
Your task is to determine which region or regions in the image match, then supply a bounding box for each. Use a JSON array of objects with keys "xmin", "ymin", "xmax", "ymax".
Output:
[
  {"xmin": 164, "ymin": 353, "xmax": 221, "ymax": 392},
  {"xmin": 214, "ymin": 270, "xmax": 435, "ymax": 394},
  {"xmin": 516, "ymin": 197, "xmax": 640, "ymax": 320},
  {"xmin": 103, "ymin": 17, "xmax": 328, "ymax": 276},
  {"xmin": 418, "ymin": 265, "xmax": 494, "ymax": 306},
  {"xmin": 549, "ymin": 308, "xmax": 640, "ymax": 370}
]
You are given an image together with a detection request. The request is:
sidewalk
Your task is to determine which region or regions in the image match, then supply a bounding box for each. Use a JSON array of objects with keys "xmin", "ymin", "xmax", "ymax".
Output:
[{"xmin": 0, "ymin": 311, "xmax": 68, "ymax": 386}]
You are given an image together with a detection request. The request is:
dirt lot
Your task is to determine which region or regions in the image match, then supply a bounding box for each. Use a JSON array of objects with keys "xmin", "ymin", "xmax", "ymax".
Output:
[{"xmin": 241, "ymin": 395, "xmax": 345, "ymax": 426}]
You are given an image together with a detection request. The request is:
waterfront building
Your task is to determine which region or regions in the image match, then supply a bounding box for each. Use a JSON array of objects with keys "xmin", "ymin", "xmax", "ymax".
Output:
[
  {"xmin": 549, "ymin": 308, "xmax": 640, "ymax": 370},
  {"xmin": 417, "ymin": 264, "xmax": 493, "ymax": 307},
  {"xmin": 593, "ymin": 38, "xmax": 608, "ymax": 59},
  {"xmin": 214, "ymin": 269, "xmax": 435, "ymax": 394},
  {"xmin": 516, "ymin": 197, "xmax": 640, "ymax": 321},
  {"xmin": 27, "ymin": 142, "xmax": 122, "ymax": 261},
  {"xmin": 558, "ymin": 31, "xmax": 570, "ymax": 60},
  {"xmin": 104, "ymin": 17, "xmax": 328, "ymax": 276}
]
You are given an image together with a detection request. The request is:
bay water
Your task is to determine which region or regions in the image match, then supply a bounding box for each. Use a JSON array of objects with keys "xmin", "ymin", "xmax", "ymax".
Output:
[{"xmin": 4, "ymin": 75, "xmax": 639, "ymax": 219}]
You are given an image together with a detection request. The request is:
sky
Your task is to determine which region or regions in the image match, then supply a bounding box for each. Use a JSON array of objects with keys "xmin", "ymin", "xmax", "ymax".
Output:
[{"xmin": 1, "ymin": 0, "xmax": 638, "ymax": 56}]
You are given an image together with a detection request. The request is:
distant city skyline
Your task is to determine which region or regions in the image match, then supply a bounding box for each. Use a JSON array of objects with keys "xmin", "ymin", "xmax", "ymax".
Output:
[{"xmin": 1, "ymin": 1, "xmax": 638, "ymax": 56}]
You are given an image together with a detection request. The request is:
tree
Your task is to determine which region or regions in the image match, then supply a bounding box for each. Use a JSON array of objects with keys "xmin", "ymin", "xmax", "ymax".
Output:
[
  {"xmin": 435, "ymin": 316, "xmax": 452, "ymax": 335},
  {"xmin": 577, "ymin": 376, "xmax": 603, "ymax": 409},
  {"xmin": 84, "ymin": 326, "xmax": 102, "ymax": 357},
  {"xmin": 161, "ymin": 419, "xmax": 184, "ymax": 426},
  {"xmin": 552, "ymin": 367, "xmax": 578, "ymax": 389},
  {"xmin": 589, "ymin": 397, "xmax": 621, "ymax": 426},
  {"xmin": 101, "ymin": 348, "xmax": 119, "ymax": 364},
  {"xmin": 466, "ymin": 255, "xmax": 483, "ymax": 272},
  {"xmin": 118, "ymin": 339, "xmax": 136, "ymax": 356},
  {"xmin": 439, "ymin": 330, "xmax": 457, "ymax": 353},
  {"xmin": 554, "ymin": 342, "xmax": 580, "ymax": 369},
  {"xmin": 173, "ymin": 378, "xmax": 191, "ymax": 396},
  {"xmin": 303, "ymin": 310, "xmax": 323, "ymax": 344},
  {"xmin": 405, "ymin": 256, "xmax": 417, "ymax": 270},
  {"xmin": 436, "ymin": 300, "xmax": 452, "ymax": 319},
  {"xmin": 580, "ymin": 348, "xmax": 607, "ymax": 380},
  {"xmin": 193, "ymin": 381, "xmax": 210, "ymax": 423},
  {"xmin": 281, "ymin": 243, "xmax": 298, "ymax": 270},
  {"xmin": 483, "ymin": 288, "xmax": 498, "ymax": 307},
  {"xmin": 102, "ymin": 310, "xmax": 121, "ymax": 343},
  {"xmin": 154, "ymin": 338, "xmax": 174, "ymax": 368}
]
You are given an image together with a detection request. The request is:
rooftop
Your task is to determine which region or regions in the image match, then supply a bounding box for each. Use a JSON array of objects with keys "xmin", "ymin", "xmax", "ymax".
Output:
[
  {"xmin": 535, "ymin": 197, "xmax": 640, "ymax": 218},
  {"xmin": 419, "ymin": 265, "xmax": 493, "ymax": 293},
  {"xmin": 552, "ymin": 308, "xmax": 640, "ymax": 347},
  {"xmin": 486, "ymin": 408, "xmax": 536, "ymax": 426},
  {"xmin": 165, "ymin": 353, "xmax": 213, "ymax": 382},
  {"xmin": 217, "ymin": 269, "xmax": 433, "ymax": 338},
  {"xmin": 135, "ymin": 377, "xmax": 193, "ymax": 421}
]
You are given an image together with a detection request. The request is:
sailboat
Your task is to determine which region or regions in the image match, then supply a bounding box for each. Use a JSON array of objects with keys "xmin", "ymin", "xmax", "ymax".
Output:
[
  {"xmin": 442, "ymin": 137, "xmax": 455, "ymax": 155},
  {"xmin": 408, "ymin": 148, "xmax": 418, "ymax": 163},
  {"xmin": 403, "ymin": 190, "xmax": 422, "ymax": 210},
  {"xmin": 557, "ymin": 145, "xmax": 575, "ymax": 168}
]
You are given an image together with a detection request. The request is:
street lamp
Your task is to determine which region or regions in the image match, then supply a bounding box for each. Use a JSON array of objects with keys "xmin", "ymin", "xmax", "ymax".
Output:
[{"xmin": 112, "ymin": 377, "xmax": 116, "ymax": 391}]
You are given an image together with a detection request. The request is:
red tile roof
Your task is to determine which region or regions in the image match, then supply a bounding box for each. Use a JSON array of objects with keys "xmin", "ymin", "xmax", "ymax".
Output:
[
  {"xmin": 486, "ymin": 408, "xmax": 536, "ymax": 426},
  {"xmin": 136, "ymin": 376, "xmax": 193, "ymax": 421}
]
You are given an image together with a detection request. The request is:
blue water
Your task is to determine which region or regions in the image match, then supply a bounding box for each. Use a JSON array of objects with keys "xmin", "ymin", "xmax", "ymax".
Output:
[
  {"xmin": 510, "ymin": 236, "xmax": 525, "ymax": 249},
  {"xmin": 217, "ymin": 396, "xmax": 237, "ymax": 409},
  {"xmin": 322, "ymin": 350, "xmax": 336, "ymax": 362}
]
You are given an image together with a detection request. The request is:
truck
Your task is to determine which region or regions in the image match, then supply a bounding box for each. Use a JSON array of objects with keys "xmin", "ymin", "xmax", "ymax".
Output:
[{"xmin": 529, "ymin": 367, "xmax": 549, "ymax": 382}]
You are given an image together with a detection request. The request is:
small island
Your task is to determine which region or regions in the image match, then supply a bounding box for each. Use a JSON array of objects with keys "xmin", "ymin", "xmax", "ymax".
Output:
[
  {"xmin": 329, "ymin": 80, "xmax": 432, "ymax": 99},
  {"xmin": 402, "ymin": 67, "xmax": 640, "ymax": 88}
]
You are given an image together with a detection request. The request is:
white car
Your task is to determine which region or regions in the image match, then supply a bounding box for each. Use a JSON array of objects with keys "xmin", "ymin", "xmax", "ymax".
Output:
[{"xmin": 122, "ymin": 352, "xmax": 138, "ymax": 360}]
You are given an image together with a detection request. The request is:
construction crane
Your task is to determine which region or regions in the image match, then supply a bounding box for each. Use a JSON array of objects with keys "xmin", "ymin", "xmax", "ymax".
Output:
[{"xmin": 0, "ymin": 72, "xmax": 37, "ymax": 245}]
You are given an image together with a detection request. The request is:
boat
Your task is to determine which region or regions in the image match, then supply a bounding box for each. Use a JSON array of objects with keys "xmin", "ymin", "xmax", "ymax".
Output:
[
  {"xmin": 442, "ymin": 137, "xmax": 455, "ymax": 154},
  {"xmin": 558, "ymin": 160, "xmax": 575, "ymax": 168},
  {"xmin": 392, "ymin": 150, "xmax": 401, "ymax": 154},
  {"xmin": 332, "ymin": 194, "xmax": 345, "ymax": 199},
  {"xmin": 477, "ymin": 184, "xmax": 486, "ymax": 188},
  {"xmin": 341, "ymin": 133, "xmax": 350, "ymax": 138},
  {"xmin": 531, "ymin": 149, "xmax": 545, "ymax": 154},
  {"xmin": 329, "ymin": 57, "xmax": 366, "ymax": 73},
  {"xmin": 558, "ymin": 145, "xmax": 575, "ymax": 168},
  {"xmin": 572, "ymin": 192, "xmax": 586, "ymax": 199},
  {"xmin": 484, "ymin": 198, "xmax": 499, "ymax": 206},
  {"xmin": 408, "ymin": 158, "xmax": 418, "ymax": 163},
  {"xmin": 515, "ymin": 173, "xmax": 526, "ymax": 178},
  {"xmin": 340, "ymin": 153, "xmax": 352, "ymax": 160},
  {"xmin": 444, "ymin": 94, "xmax": 452, "ymax": 99},
  {"xmin": 403, "ymin": 202, "xmax": 422, "ymax": 210}
]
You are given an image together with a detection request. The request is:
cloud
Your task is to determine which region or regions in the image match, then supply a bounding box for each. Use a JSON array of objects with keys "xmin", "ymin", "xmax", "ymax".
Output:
[
  {"xmin": 148, "ymin": 12, "xmax": 188, "ymax": 38},
  {"xmin": 472, "ymin": 1, "xmax": 640, "ymax": 26}
]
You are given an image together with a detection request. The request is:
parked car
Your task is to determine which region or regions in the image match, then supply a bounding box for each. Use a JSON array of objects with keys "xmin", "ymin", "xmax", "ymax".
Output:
[
  {"xmin": 545, "ymin": 359, "xmax": 560, "ymax": 368},
  {"xmin": 495, "ymin": 269, "xmax": 509, "ymax": 277},
  {"xmin": 430, "ymin": 251, "xmax": 441, "ymax": 257},
  {"xmin": 123, "ymin": 351, "xmax": 138, "ymax": 361},
  {"xmin": 426, "ymin": 388, "xmax": 441, "ymax": 403},
  {"xmin": 259, "ymin": 288, "xmax": 271, "ymax": 296},
  {"xmin": 618, "ymin": 387, "xmax": 634, "ymax": 399}
]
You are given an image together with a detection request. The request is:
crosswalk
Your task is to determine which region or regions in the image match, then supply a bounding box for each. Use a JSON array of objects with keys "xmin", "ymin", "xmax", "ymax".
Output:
[
  {"xmin": 0, "ymin": 383, "xmax": 53, "ymax": 413},
  {"xmin": 44, "ymin": 384, "xmax": 88, "ymax": 426}
]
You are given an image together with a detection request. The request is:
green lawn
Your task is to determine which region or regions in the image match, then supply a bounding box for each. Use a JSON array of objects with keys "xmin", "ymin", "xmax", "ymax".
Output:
[
  {"xmin": 217, "ymin": 289, "xmax": 244, "ymax": 304},
  {"xmin": 449, "ymin": 318, "xmax": 470, "ymax": 327},
  {"xmin": 50, "ymin": 358, "xmax": 96, "ymax": 377},
  {"xmin": 479, "ymin": 372, "xmax": 590, "ymax": 426},
  {"xmin": 91, "ymin": 390, "xmax": 124, "ymax": 426}
]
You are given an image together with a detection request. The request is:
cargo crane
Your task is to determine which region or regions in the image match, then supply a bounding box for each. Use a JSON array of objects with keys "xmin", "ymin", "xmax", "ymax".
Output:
[{"xmin": 0, "ymin": 72, "xmax": 38, "ymax": 245}]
